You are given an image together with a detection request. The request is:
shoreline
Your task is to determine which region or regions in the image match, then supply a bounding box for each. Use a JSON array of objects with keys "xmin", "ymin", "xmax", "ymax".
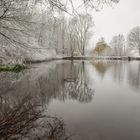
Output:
[
  {"xmin": 62, "ymin": 56, "xmax": 140, "ymax": 61},
  {"xmin": 1, "ymin": 56, "xmax": 140, "ymax": 72}
]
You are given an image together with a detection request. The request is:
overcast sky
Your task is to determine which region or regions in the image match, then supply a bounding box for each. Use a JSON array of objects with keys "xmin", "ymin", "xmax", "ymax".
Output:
[{"xmin": 92, "ymin": 0, "xmax": 140, "ymax": 44}]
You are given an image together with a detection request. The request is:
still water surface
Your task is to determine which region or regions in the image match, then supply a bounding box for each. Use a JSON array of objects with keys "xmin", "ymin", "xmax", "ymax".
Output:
[{"xmin": 0, "ymin": 60, "xmax": 140, "ymax": 140}]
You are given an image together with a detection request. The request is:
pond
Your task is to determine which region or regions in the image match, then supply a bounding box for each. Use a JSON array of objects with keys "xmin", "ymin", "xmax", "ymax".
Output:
[{"xmin": 0, "ymin": 60, "xmax": 140, "ymax": 140}]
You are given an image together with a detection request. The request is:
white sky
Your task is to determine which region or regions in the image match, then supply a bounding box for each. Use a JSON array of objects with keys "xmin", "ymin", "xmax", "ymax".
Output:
[{"xmin": 92, "ymin": 0, "xmax": 140, "ymax": 44}]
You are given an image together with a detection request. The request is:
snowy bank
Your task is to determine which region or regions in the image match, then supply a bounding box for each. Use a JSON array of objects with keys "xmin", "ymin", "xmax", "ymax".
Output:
[{"xmin": 25, "ymin": 49, "xmax": 63, "ymax": 63}]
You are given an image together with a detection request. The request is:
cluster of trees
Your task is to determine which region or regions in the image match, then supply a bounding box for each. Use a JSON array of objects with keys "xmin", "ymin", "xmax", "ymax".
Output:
[
  {"xmin": 127, "ymin": 26, "xmax": 140, "ymax": 55},
  {"xmin": 0, "ymin": 0, "xmax": 119, "ymax": 65},
  {"xmin": 111, "ymin": 26, "xmax": 140, "ymax": 56},
  {"xmin": 110, "ymin": 34, "xmax": 125, "ymax": 56},
  {"xmin": 37, "ymin": 12, "xmax": 94, "ymax": 57},
  {"xmin": 0, "ymin": 0, "xmax": 40, "ymax": 64},
  {"xmin": 93, "ymin": 26, "xmax": 140, "ymax": 56}
]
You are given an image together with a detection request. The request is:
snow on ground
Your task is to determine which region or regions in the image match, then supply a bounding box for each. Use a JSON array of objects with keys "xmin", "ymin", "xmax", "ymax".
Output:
[
  {"xmin": 129, "ymin": 50, "xmax": 140, "ymax": 57},
  {"xmin": 26, "ymin": 49, "xmax": 56, "ymax": 61},
  {"xmin": 25, "ymin": 49, "xmax": 64, "ymax": 62},
  {"xmin": 0, "ymin": 46, "xmax": 63, "ymax": 65}
]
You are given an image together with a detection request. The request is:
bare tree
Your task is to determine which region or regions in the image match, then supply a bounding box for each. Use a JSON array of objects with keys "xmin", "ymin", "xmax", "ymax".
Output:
[
  {"xmin": 127, "ymin": 26, "xmax": 140, "ymax": 54},
  {"xmin": 70, "ymin": 14, "xmax": 94, "ymax": 56},
  {"xmin": 110, "ymin": 34, "xmax": 125, "ymax": 56},
  {"xmin": 66, "ymin": 18, "xmax": 78, "ymax": 57},
  {"xmin": 0, "ymin": 0, "xmax": 35, "ymax": 48},
  {"xmin": 0, "ymin": 0, "xmax": 119, "ymax": 46},
  {"xmin": 0, "ymin": 0, "xmax": 120, "ymax": 64},
  {"xmin": 45, "ymin": 0, "xmax": 119, "ymax": 14}
]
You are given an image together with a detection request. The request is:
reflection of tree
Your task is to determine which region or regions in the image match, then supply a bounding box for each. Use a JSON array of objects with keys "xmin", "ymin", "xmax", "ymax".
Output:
[
  {"xmin": 91, "ymin": 61, "xmax": 126, "ymax": 83},
  {"xmin": 91, "ymin": 61, "xmax": 111, "ymax": 78},
  {"xmin": 92, "ymin": 61, "xmax": 140, "ymax": 92},
  {"xmin": 111, "ymin": 61, "xmax": 125, "ymax": 83},
  {"xmin": 0, "ymin": 72, "xmax": 23, "ymax": 95},
  {"xmin": 63, "ymin": 61, "xmax": 94, "ymax": 103},
  {"xmin": 0, "ymin": 61, "xmax": 94, "ymax": 106},
  {"xmin": 0, "ymin": 95, "xmax": 43, "ymax": 140},
  {"xmin": 28, "ymin": 61, "xmax": 94, "ymax": 104},
  {"xmin": 0, "ymin": 95, "xmax": 71, "ymax": 140},
  {"xmin": 127, "ymin": 62, "xmax": 140, "ymax": 91}
]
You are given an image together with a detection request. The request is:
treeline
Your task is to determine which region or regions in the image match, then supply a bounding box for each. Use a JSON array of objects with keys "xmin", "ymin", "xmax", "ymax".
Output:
[
  {"xmin": 93, "ymin": 26, "xmax": 140, "ymax": 56},
  {"xmin": 0, "ymin": 0, "xmax": 119, "ymax": 65}
]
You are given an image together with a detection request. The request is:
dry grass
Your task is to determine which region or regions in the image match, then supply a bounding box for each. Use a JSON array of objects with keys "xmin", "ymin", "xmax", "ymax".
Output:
[{"xmin": 0, "ymin": 95, "xmax": 72, "ymax": 140}]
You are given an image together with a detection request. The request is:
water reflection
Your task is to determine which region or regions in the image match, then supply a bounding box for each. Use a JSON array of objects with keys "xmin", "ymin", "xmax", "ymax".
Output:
[
  {"xmin": 0, "ymin": 94, "xmax": 71, "ymax": 140},
  {"xmin": 127, "ymin": 62, "xmax": 140, "ymax": 91},
  {"xmin": 91, "ymin": 61, "xmax": 140, "ymax": 91},
  {"xmin": 1, "ymin": 60, "xmax": 140, "ymax": 140},
  {"xmin": 111, "ymin": 61, "xmax": 125, "ymax": 83},
  {"xmin": 0, "ymin": 61, "xmax": 94, "ymax": 139},
  {"xmin": 91, "ymin": 61, "xmax": 111, "ymax": 78},
  {"xmin": 63, "ymin": 61, "xmax": 94, "ymax": 103},
  {"xmin": 0, "ymin": 61, "xmax": 94, "ymax": 105}
]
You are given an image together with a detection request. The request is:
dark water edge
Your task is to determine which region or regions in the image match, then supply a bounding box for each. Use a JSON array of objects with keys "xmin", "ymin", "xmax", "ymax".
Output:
[{"xmin": 63, "ymin": 56, "xmax": 140, "ymax": 61}]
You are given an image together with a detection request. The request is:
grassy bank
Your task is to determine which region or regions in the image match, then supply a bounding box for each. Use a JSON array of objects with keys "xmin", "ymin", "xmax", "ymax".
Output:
[{"xmin": 0, "ymin": 64, "xmax": 26, "ymax": 72}]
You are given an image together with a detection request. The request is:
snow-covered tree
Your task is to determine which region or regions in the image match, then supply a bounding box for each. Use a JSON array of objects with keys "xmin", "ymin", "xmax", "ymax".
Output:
[
  {"xmin": 69, "ymin": 14, "xmax": 94, "ymax": 56},
  {"xmin": 0, "ymin": 0, "xmax": 120, "ymax": 65},
  {"xmin": 0, "ymin": 0, "xmax": 36, "ymax": 64},
  {"xmin": 110, "ymin": 34, "xmax": 125, "ymax": 56},
  {"xmin": 127, "ymin": 26, "xmax": 140, "ymax": 55}
]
